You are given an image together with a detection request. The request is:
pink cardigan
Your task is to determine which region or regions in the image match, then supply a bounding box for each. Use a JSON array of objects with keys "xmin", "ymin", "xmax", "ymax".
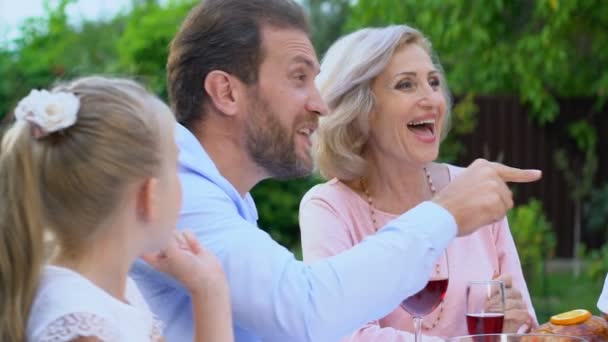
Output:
[{"xmin": 299, "ymin": 165, "xmax": 537, "ymax": 340}]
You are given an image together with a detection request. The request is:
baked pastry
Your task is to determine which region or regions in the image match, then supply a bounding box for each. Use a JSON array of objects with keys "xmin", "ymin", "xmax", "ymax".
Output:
[{"xmin": 532, "ymin": 313, "xmax": 608, "ymax": 342}]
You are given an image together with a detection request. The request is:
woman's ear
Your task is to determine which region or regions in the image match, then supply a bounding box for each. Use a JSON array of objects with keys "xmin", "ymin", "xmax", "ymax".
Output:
[
  {"xmin": 136, "ymin": 178, "xmax": 159, "ymax": 223},
  {"xmin": 204, "ymin": 70, "xmax": 244, "ymax": 117}
]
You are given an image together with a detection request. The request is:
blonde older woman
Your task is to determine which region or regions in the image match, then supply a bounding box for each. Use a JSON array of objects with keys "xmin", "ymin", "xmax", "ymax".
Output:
[{"xmin": 299, "ymin": 25, "xmax": 537, "ymax": 340}]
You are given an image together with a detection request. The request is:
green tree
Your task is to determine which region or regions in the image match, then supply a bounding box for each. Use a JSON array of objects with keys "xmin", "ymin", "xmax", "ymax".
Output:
[
  {"xmin": 507, "ymin": 198, "xmax": 556, "ymax": 281},
  {"xmin": 251, "ymin": 177, "xmax": 322, "ymax": 256},
  {"xmin": 0, "ymin": 49, "xmax": 18, "ymax": 119},
  {"xmin": 0, "ymin": 0, "xmax": 196, "ymax": 118},
  {"xmin": 117, "ymin": 0, "xmax": 197, "ymax": 99},
  {"xmin": 0, "ymin": 0, "xmax": 127, "ymax": 119},
  {"xmin": 554, "ymin": 120, "xmax": 598, "ymax": 275},
  {"xmin": 302, "ymin": 0, "xmax": 351, "ymax": 56}
]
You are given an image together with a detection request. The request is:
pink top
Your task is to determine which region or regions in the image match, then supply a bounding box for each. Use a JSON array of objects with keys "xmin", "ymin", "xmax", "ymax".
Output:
[{"xmin": 299, "ymin": 164, "xmax": 537, "ymax": 340}]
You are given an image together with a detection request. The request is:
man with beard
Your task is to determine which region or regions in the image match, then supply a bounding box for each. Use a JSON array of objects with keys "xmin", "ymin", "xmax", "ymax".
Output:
[{"xmin": 130, "ymin": 1, "xmax": 542, "ymax": 341}]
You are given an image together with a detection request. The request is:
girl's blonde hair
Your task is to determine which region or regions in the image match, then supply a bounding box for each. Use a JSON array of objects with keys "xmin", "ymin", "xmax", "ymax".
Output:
[
  {"xmin": 0, "ymin": 76, "xmax": 167, "ymax": 341},
  {"xmin": 314, "ymin": 25, "xmax": 452, "ymax": 180}
]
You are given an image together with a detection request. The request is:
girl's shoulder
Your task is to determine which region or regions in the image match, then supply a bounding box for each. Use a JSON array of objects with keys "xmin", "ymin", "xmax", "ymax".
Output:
[
  {"xmin": 28, "ymin": 265, "xmax": 161, "ymax": 341},
  {"xmin": 27, "ymin": 266, "xmax": 120, "ymax": 341}
]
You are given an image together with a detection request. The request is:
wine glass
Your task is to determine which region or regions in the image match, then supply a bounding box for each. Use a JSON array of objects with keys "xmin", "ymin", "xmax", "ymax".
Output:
[
  {"xmin": 466, "ymin": 280, "xmax": 506, "ymax": 336},
  {"xmin": 400, "ymin": 251, "xmax": 449, "ymax": 342}
]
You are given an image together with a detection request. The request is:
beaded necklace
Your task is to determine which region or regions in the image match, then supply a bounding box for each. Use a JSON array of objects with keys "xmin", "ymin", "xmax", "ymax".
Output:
[{"xmin": 360, "ymin": 167, "xmax": 445, "ymax": 331}]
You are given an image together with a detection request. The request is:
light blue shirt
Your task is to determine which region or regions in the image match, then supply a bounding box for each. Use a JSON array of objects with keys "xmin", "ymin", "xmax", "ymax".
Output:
[{"xmin": 131, "ymin": 124, "xmax": 457, "ymax": 342}]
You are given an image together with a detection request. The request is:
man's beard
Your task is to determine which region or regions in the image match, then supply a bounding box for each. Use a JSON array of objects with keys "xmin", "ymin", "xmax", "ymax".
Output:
[{"xmin": 245, "ymin": 96, "xmax": 314, "ymax": 180}]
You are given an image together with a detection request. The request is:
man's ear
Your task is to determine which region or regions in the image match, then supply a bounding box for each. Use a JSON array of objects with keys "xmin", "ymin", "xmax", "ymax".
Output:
[
  {"xmin": 136, "ymin": 178, "xmax": 159, "ymax": 223},
  {"xmin": 204, "ymin": 70, "xmax": 244, "ymax": 117}
]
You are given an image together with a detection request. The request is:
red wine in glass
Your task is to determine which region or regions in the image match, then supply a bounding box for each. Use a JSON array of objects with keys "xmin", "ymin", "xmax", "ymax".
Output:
[
  {"xmin": 466, "ymin": 312, "xmax": 504, "ymax": 335},
  {"xmin": 466, "ymin": 280, "xmax": 506, "ymax": 341},
  {"xmin": 400, "ymin": 278, "xmax": 449, "ymax": 317}
]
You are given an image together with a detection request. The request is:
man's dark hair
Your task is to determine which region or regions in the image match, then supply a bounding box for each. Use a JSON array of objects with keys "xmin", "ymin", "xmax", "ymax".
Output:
[{"xmin": 167, "ymin": 0, "xmax": 310, "ymax": 127}]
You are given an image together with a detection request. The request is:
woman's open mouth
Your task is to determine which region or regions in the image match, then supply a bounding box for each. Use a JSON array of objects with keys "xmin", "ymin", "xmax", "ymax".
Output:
[{"xmin": 407, "ymin": 119, "xmax": 436, "ymax": 143}]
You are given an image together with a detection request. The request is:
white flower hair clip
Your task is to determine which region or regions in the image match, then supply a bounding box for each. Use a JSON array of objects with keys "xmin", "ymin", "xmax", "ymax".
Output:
[{"xmin": 14, "ymin": 89, "xmax": 80, "ymax": 139}]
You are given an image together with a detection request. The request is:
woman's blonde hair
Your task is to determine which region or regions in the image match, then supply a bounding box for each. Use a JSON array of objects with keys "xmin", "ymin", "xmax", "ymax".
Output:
[
  {"xmin": 0, "ymin": 76, "xmax": 167, "ymax": 341},
  {"xmin": 314, "ymin": 25, "xmax": 452, "ymax": 180}
]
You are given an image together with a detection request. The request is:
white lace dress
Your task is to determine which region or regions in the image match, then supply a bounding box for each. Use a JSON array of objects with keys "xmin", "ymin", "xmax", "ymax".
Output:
[{"xmin": 27, "ymin": 265, "xmax": 163, "ymax": 342}]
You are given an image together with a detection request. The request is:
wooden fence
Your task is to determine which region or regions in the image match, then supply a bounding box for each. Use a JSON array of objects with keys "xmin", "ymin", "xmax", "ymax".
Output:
[{"xmin": 457, "ymin": 96, "xmax": 607, "ymax": 257}]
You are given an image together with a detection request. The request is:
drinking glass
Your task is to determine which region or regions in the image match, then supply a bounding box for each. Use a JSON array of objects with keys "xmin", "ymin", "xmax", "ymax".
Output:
[
  {"xmin": 466, "ymin": 280, "xmax": 506, "ymax": 336},
  {"xmin": 400, "ymin": 251, "xmax": 449, "ymax": 342}
]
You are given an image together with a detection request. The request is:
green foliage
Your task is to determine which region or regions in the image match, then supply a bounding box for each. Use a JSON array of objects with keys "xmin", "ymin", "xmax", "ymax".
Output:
[
  {"xmin": 552, "ymin": 119, "xmax": 599, "ymax": 260},
  {"xmin": 0, "ymin": 0, "xmax": 194, "ymax": 119},
  {"xmin": 346, "ymin": 0, "xmax": 608, "ymax": 124},
  {"xmin": 0, "ymin": 49, "xmax": 18, "ymax": 118},
  {"xmin": 585, "ymin": 183, "xmax": 608, "ymax": 241},
  {"xmin": 508, "ymin": 199, "xmax": 556, "ymax": 280},
  {"xmin": 302, "ymin": 0, "xmax": 351, "ymax": 56},
  {"xmin": 583, "ymin": 244, "xmax": 608, "ymax": 283},
  {"xmin": 530, "ymin": 270, "xmax": 603, "ymax": 323},
  {"xmin": 439, "ymin": 94, "xmax": 478, "ymax": 162},
  {"xmin": 554, "ymin": 120, "xmax": 598, "ymax": 202},
  {"xmin": 117, "ymin": 0, "xmax": 196, "ymax": 98},
  {"xmin": 567, "ymin": 120, "xmax": 597, "ymax": 153},
  {"xmin": 0, "ymin": 0, "xmax": 127, "ymax": 118},
  {"xmin": 251, "ymin": 176, "xmax": 323, "ymax": 255}
]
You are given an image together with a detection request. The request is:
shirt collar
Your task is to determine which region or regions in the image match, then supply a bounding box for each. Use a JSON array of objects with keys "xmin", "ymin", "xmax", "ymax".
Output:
[{"xmin": 175, "ymin": 123, "xmax": 259, "ymax": 223}]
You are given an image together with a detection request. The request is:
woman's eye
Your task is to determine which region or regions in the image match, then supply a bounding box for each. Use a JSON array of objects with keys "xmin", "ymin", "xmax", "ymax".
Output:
[
  {"xmin": 429, "ymin": 77, "xmax": 441, "ymax": 88},
  {"xmin": 396, "ymin": 80, "xmax": 414, "ymax": 90}
]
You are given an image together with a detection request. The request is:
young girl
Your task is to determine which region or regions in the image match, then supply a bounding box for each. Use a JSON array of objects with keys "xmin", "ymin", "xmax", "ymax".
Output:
[{"xmin": 0, "ymin": 76, "xmax": 233, "ymax": 341}]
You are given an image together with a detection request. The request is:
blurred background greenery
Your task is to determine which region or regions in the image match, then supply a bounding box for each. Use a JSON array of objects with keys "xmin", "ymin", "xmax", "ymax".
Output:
[{"xmin": 1, "ymin": 0, "xmax": 607, "ymax": 324}]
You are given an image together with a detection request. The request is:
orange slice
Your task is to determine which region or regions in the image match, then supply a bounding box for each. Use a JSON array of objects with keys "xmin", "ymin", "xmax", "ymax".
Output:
[{"xmin": 549, "ymin": 309, "xmax": 591, "ymax": 325}]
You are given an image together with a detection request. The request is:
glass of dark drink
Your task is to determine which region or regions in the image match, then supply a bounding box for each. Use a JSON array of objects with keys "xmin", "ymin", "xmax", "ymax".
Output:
[
  {"xmin": 466, "ymin": 280, "xmax": 506, "ymax": 338},
  {"xmin": 400, "ymin": 251, "xmax": 449, "ymax": 342}
]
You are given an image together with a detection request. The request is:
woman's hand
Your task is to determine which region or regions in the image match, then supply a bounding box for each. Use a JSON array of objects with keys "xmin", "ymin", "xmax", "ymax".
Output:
[
  {"xmin": 142, "ymin": 230, "xmax": 228, "ymax": 296},
  {"xmin": 493, "ymin": 274, "xmax": 531, "ymax": 333}
]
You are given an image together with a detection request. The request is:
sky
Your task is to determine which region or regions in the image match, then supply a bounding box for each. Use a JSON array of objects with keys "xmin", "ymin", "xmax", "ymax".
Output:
[{"xmin": 0, "ymin": 0, "xmax": 134, "ymax": 42}]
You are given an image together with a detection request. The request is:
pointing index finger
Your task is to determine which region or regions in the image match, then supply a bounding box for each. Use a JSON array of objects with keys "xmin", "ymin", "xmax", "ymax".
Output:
[{"xmin": 492, "ymin": 162, "xmax": 542, "ymax": 183}]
